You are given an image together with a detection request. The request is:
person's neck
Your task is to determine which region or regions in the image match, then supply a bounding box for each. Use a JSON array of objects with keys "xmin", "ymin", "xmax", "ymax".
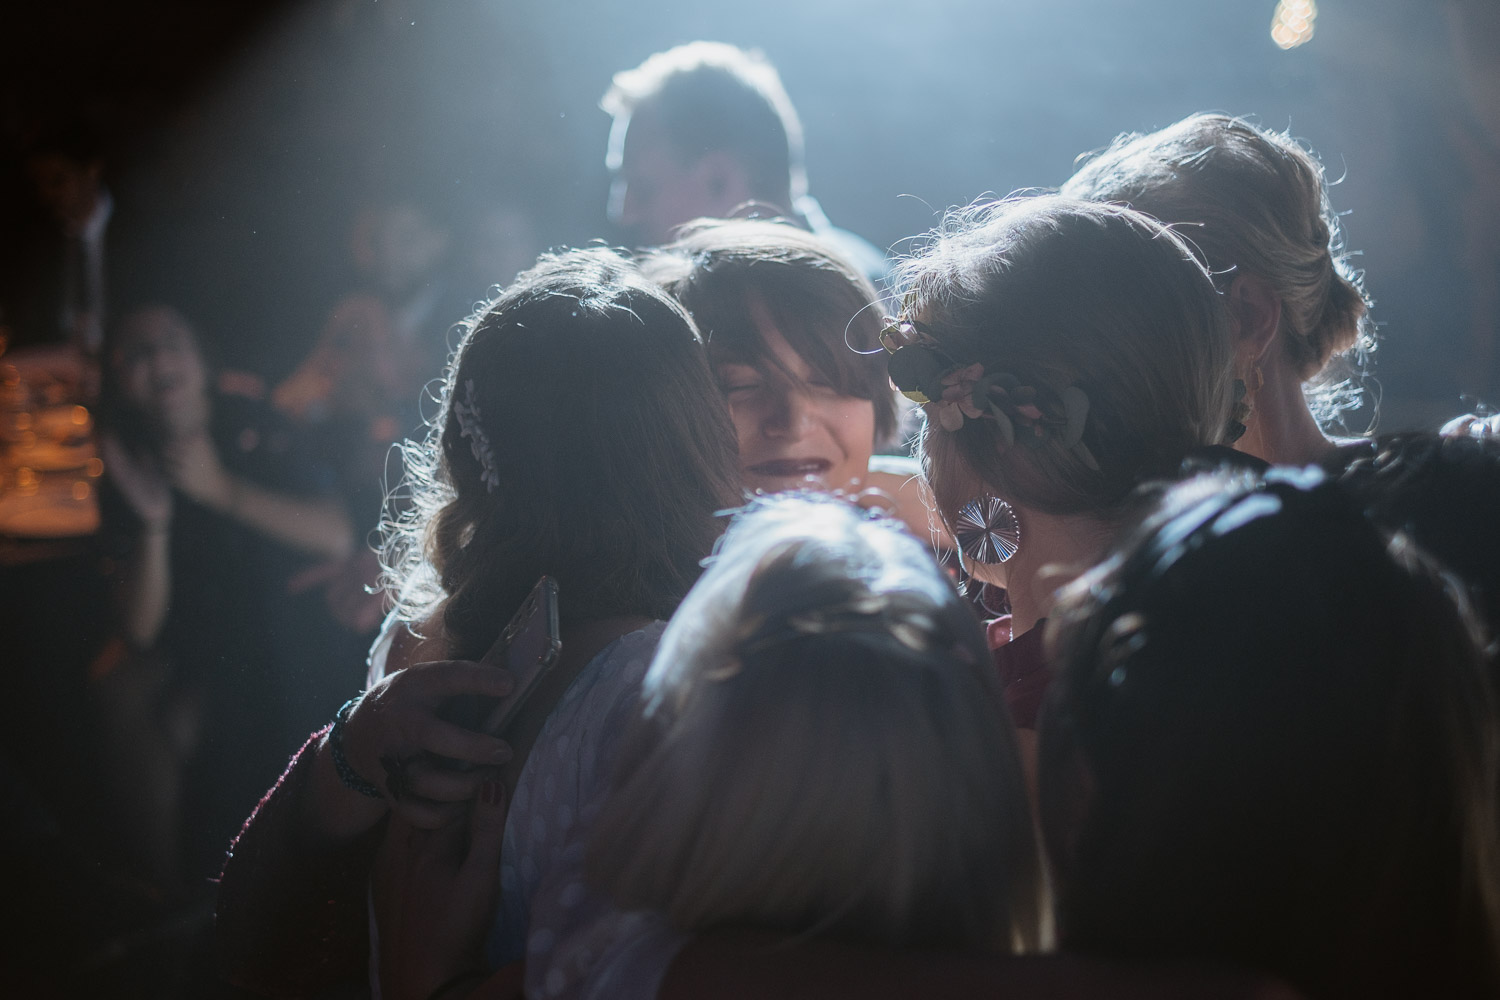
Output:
[
  {"xmin": 1235, "ymin": 360, "xmax": 1339, "ymax": 467},
  {"xmin": 1001, "ymin": 509, "xmax": 1115, "ymax": 637}
]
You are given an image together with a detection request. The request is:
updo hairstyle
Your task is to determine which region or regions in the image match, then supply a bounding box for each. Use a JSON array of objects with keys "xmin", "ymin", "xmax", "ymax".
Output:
[
  {"xmin": 1062, "ymin": 113, "xmax": 1371, "ymax": 384},
  {"xmin": 898, "ymin": 196, "xmax": 1236, "ymax": 521}
]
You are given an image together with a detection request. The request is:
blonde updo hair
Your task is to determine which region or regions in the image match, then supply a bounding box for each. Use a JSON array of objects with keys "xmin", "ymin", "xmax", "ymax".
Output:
[
  {"xmin": 899, "ymin": 196, "xmax": 1237, "ymax": 522},
  {"xmin": 1061, "ymin": 114, "xmax": 1371, "ymax": 392},
  {"xmin": 379, "ymin": 247, "xmax": 742, "ymax": 659},
  {"xmin": 589, "ymin": 494, "xmax": 1051, "ymax": 952}
]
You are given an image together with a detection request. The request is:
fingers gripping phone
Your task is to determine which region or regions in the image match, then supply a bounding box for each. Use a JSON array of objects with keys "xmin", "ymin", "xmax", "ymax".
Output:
[
  {"xmin": 478, "ymin": 576, "xmax": 561, "ymax": 735},
  {"xmin": 438, "ymin": 576, "xmax": 561, "ymax": 747}
]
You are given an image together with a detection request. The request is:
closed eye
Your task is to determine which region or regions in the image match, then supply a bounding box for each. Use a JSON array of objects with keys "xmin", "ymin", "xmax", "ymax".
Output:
[{"xmin": 717, "ymin": 365, "xmax": 763, "ymax": 396}]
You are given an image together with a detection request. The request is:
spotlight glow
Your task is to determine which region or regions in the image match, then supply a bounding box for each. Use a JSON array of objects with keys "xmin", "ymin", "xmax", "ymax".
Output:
[{"xmin": 1271, "ymin": 0, "xmax": 1317, "ymax": 50}]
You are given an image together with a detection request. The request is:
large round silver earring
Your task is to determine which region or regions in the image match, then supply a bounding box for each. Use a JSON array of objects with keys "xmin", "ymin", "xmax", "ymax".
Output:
[{"xmin": 955, "ymin": 496, "xmax": 1020, "ymax": 564}]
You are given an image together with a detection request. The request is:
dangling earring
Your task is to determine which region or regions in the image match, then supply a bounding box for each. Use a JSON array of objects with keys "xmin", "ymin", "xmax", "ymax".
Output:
[
  {"xmin": 955, "ymin": 495, "xmax": 1021, "ymax": 564},
  {"xmin": 1226, "ymin": 364, "xmax": 1264, "ymax": 443}
]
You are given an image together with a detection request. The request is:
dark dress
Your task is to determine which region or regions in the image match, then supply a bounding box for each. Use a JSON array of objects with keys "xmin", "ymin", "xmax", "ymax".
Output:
[
  {"xmin": 99, "ymin": 391, "xmax": 366, "ymax": 877},
  {"xmin": 989, "ymin": 614, "xmax": 1051, "ymax": 730}
]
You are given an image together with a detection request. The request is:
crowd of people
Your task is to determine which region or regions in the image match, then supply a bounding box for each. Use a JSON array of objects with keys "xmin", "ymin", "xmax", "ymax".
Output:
[{"xmin": 4, "ymin": 38, "xmax": 1499, "ymax": 1000}]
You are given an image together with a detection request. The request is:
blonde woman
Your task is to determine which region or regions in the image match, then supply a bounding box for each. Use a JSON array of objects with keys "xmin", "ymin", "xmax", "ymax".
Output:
[
  {"xmin": 587, "ymin": 493, "xmax": 1048, "ymax": 955},
  {"xmin": 1061, "ymin": 113, "xmax": 1371, "ymax": 466}
]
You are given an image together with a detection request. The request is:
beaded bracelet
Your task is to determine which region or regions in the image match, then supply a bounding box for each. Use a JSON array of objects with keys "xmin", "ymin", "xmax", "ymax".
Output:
[{"xmin": 330, "ymin": 695, "xmax": 384, "ymax": 799}]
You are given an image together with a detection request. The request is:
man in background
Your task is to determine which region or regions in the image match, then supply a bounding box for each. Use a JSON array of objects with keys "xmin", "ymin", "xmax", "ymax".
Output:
[
  {"xmin": 601, "ymin": 41, "xmax": 888, "ymax": 283},
  {"xmin": 2, "ymin": 120, "xmax": 113, "ymax": 355}
]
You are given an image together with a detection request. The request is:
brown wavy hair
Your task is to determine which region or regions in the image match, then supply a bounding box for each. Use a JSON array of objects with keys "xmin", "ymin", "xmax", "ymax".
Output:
[{"xmin": 380, "ymin": 247, "xmax": 742, "ymax": 659}]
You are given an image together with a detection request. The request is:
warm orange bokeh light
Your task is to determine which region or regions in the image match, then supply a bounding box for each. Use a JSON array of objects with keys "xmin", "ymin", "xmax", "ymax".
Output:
[{"xmin": 1271, "ymin": 0, "xmax": 1317, "ymax": 50}]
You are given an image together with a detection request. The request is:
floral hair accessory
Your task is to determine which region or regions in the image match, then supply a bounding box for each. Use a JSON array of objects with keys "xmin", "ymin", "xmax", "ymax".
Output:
[
  {"xmin": 454, "ymin": 378, "xmax": 500, "ymax": 492},
  {"xmin": 881, "ymin": 303, "xmax": 952, "ymax": 404},
  {"xmin": 881, "ymin": 309, "xmax": 1099, "ymax": 471}
]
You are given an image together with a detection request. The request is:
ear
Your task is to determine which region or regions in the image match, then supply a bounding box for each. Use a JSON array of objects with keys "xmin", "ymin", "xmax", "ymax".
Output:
[
  {"xmin": 692, "ymin": 151, "xmax": 754, "ymax": 213},
  {"xmin": 1225, "ymin": 273, "xmax": 1283, "ymax": 366}
]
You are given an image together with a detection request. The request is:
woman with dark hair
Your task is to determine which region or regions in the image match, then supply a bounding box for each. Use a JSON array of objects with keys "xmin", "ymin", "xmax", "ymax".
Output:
[
  {"xmin": 95, "ymin": 304, "xmax": 355, "ymax": 885},
  {"xmin": 643, "ymin": 219, "xmax": 946, "ymax": 546},
  {"xmin": 216, "ymin": 248, "xmax": 743, "ymax": 999},
  {"xmin": 1041, "ymin": 468, "xmax": 1500, "ymax": 998},
  {"xmin": 1336, "ymin": 430, "xmax": 1500, "ymax": 661}
]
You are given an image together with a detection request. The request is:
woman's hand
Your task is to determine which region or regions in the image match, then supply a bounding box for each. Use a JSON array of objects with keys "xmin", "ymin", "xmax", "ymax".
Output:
[
  {"xmin": 100, "ymin": 433, "xmax": 173, "ymax": 529},
  {"xmin": 1440, "ymin": 411, "xmax": 1500, "ymax": 441},
  {"xmin": 373, "ymin": 780, "xmax": 509, "ymax": 1000},
  {"xmin": 339, "ymin": 659, "xmax": 516, "ymax": 829}
]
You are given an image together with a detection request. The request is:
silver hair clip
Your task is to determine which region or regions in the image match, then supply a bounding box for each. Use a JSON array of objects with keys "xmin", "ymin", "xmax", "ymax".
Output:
[{"xmin": 455, "ymin": 378, "xmax": 500, "ymax": 492}]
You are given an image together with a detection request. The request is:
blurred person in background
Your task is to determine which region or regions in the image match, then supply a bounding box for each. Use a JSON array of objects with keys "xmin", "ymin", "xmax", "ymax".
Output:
[
  {"xmin": 94, "ymin": 303, "xmax": 356, "ymax": 887},
  {"xmin": 602, "ymin": 41, "xmax": 887, "ymax": 284},
  {"xmin": 1, "ymin": 117, "xmax": 113, "ymax": 358},
  {"xmin": 1444, "ymin": 0, "xmax": 1500, "ymax": 400},
  {"xmin": 273, "ymin": 195, "xmax": 456, "ymax": 446},
  {"xmin": 272, "ymin": 194, "xmax": 466, "ymax": 638}
]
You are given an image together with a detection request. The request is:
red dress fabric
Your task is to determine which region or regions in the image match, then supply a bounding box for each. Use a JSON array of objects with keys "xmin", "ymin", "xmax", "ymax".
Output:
[
  {"xmin": 988, "ymin": 615, "xmax": 1052, "ymax": 730},
  {"xmin": 215, "ymin": 727, "xmax": 380, "ymax": 996}
]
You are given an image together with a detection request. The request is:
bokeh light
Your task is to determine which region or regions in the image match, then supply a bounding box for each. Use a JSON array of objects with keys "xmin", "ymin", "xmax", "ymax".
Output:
[{"xmin": 1271, "ymin": 0, "xmax": 1317, "ymax": 50}]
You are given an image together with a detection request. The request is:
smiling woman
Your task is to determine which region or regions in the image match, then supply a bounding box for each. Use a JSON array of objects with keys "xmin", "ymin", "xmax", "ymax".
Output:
[
  {"xmin": 643, "ymin": 219, "xmax": 946, "ymax": 546},
  {"xmin": 717, "ymin": 294, "xmax": 876, "ymax": 495}
]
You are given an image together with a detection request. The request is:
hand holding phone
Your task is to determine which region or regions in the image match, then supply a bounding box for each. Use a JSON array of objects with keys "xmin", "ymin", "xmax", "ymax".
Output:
[
  {"xmin": 477, "ymin": 576, "xmax": 561, "ymax": 736},
  {"xmin": 434, "ymin": 577, "xmax": 562, "ymax": 749}
]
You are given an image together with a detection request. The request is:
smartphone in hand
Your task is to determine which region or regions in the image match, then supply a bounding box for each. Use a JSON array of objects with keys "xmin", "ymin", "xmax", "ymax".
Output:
[
  {"xmin": 477, "ymin": 576, "xmax": 561, "ymax": 735},
  {"xmin": 436, "ymin": 577, "xmax": 561, "ymax": 753}
]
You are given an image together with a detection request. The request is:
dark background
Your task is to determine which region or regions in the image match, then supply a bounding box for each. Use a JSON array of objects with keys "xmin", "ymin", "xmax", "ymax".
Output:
[
  {"xmin": 2, "ymin": 2, "xmax": 1497, "ymax": 993},
  {"xmin": 4, "ymin": 0, "xmax": 1497, "ymax": 425}
]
